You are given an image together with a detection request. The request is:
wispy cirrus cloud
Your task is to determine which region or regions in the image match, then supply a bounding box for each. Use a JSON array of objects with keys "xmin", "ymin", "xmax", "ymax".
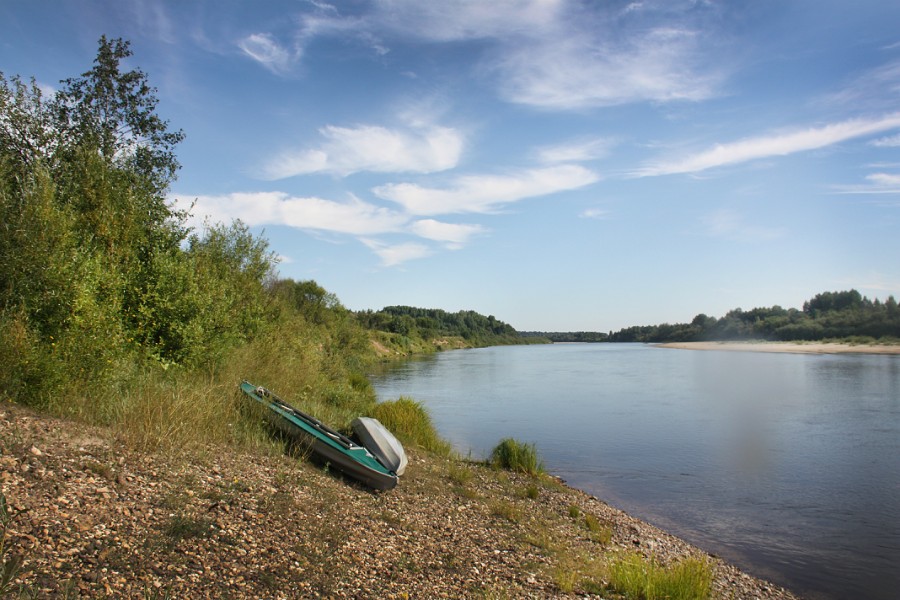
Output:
[
  {"xmin": 833, "ymin": 172, "xmax": 900, "ymax": 195},
  {"xmin": 360, "ymin": 239, "xmax": 432, "ymax": 267},
  {"xmin": 408, "ymin": 219, "xmax": 485, "ymax": 248},
  {"xmin": 871, "ymin": 133, "xmax": 900, "ymax": 147},
  {"xmin": 239, "ymin": 1, "xmax": 725, "ymax": 109},
  {"xmin": 495, "ymin": 27, "xmax": 719, "ymax": 109},
  {"xmin": 261, "ymin": 122, "xmax": 464, "ymax": 179},
  {"xmin": 238, "ymin": 33, "xmax": 299, "ymax": 75},
  {"xmin": 536, "ymin": 137, "xmax": 614, "ymax": 164},
  {"xmin": 370, "ymin": 1, "xmax": 724, "ymax": 109},
  {"xmin": 638, "ymin": 113, "xmax": 900, "ymax": 177},
  {"xmin": 702, "ymin": 208, "xmax": 785, "ymax": 242},
  {"xmin": 373, "ymin": 164, "xmax": 599, "ymax": 215}
]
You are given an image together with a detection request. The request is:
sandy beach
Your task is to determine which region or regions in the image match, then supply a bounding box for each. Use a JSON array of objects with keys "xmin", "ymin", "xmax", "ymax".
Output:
[{"xmin": 657, "ymin": 341, "xmax": 900, "ymax": 355}]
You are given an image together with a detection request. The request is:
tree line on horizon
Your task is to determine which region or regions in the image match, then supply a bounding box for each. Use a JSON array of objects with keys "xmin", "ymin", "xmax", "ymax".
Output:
[
  {"xmin": 355, "ymin": 305, "xmax": 526, "ymax": 347},
  {"xmin": 548, "ymin": 290, "xmax": 899, "ymax": 344}
]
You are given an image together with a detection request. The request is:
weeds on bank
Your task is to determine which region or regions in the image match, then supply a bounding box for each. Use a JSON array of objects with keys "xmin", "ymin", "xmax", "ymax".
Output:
[
  {"xmin": 552, "ymin": 549, "xmax": 607, "ymax": 594},
  {"xmin": 491, "ymin": 500, "xmax": 523, "ymax": 523},
  {"xmin": 608, "ymin": 551, "xmax": 713, "ymax": 600},
  {"xmin": 371, "ymin": 396, "xmax": 451, "ymax": 456},
  {"xmin": 162, "ymin": 513, "xmax": 215, "ymax": 543},
  {"xmin": 1, "ymin": 492, "xmax": 23, "ymax": 597},
  {"xmin": 490, "ymin": 438, "xmax": 544, "ymax": 476},
  {"xmin": 584, "ymin": 513, "xmax": 613, "ymax": 545},
  {"xmin": 520, "ymin": 483, "xmax": 540, "ymax": 499},
  {"xmin": 448, "ymin": 461, "xmax": 474, "ymax": 486}
]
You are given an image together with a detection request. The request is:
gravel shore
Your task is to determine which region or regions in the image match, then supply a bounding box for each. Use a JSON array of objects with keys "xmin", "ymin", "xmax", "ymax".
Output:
[{"xmin": 1, "ymin": 402, "xmax": 801, "ymax": 599}]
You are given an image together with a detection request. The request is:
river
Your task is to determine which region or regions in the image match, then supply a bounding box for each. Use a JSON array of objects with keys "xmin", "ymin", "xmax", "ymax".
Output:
[{"xmin": 369, "ymin": 343, "xmax": 900, "ymax": 600}]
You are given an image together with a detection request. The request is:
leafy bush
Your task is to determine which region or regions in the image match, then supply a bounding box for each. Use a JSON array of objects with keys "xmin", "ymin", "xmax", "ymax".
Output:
[{"xmin": 490, "ymin": 438, "xmax": 544, "ymax": 476}]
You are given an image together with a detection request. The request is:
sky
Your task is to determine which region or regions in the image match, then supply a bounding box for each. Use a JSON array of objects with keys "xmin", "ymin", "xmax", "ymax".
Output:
[{"xmin": 2, "ymin": 0, "xmax": 900, "ymax": 332}]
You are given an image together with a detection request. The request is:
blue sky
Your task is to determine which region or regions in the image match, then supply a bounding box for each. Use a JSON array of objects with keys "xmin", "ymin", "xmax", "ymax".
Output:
[{"xmin": 3, "ymin": 1, "xmax": 900, "ymax": 331}]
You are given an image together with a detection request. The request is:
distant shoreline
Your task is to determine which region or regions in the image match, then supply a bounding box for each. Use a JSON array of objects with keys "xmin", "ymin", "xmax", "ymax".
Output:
[{"xmin": 656, "ymin": 341, "xmax": 900, "ymax": 355}]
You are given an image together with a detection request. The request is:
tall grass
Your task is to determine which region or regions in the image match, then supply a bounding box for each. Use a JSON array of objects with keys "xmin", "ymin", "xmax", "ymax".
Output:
[
  {"xmin": 371, "ymin": 396, "xmax": 451, "ymax": 456},
  {"xmin": 34, "ymin": 313, "xmax": 381, "ymax": 454},
  {"xmin": 608, "ymin": 552, "xmax": 713, "ymax": 600},
  {"xmin": 490, "ymin": 438, "xmax": 544, "ymax": 476}
]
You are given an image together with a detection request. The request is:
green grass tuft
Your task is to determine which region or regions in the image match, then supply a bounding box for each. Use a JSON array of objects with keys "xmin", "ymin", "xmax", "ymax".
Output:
[
  {"xmin": 608, "ymin": 552, "xmax": 713, "ymax": 600},
  {"xmin": 490, "ymin": 438, "xmax": 544, "ymax": 476},
  {"xmin": 371, "ymin": 396, "xmax": 452, "ymax": 456}
]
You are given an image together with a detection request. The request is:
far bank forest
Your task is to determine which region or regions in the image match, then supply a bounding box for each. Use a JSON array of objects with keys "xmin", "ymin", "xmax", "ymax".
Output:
[{"xmin": 524, "ymin": 289, "xmax": 900, "ymax": 344}]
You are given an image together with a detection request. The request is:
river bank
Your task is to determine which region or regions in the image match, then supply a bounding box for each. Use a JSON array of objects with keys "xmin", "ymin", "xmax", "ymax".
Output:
[
  {"xmin": 0, "ymin": 401, "xmax": 799, "ymax": 598},
  {"xmin": 656, "ymin": 340, "xmax": 900, "ymax": 354}
]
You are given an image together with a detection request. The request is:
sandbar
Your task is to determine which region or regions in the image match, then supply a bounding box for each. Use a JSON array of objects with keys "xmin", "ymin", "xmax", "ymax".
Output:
[{"xmin": 656, "ymin": 341, "xmax": 900, "ymax": 355}]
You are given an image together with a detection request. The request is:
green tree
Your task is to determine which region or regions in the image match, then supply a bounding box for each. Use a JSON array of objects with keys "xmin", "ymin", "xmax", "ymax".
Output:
[
  {"xmin": 0, "ymin": 74, "xmax": 58, "ymax": 175},
  {"xmin": 52, "ymin": 36, "xmax": 184, "ymax": 196}
]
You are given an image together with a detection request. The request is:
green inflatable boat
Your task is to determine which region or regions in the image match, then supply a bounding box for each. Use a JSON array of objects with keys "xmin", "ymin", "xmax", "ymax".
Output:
[{"xmin": 240, "ymin": 381, "xmax": 403, "ymax": 490}]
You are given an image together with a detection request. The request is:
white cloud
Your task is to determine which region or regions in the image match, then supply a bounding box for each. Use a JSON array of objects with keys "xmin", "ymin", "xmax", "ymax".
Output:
[
  {"xmin": 373, "ymin": 165, "xmax": 599, "ymax": 215},
  {"xmin": 377, "ymin": 1, "xmax": 723, "ymax": 109},
  {"xmin": 867, "ymin": 173, "xmax": 900, "ymax": 186},
  {"xmin": 639, "ymin": 113, "xmax": 900, "ymax": 177},
  {"xmin": 176, "ymin": 191, "xmax": 407, "ymax": 235},
  {"xmin": 408, "ymin": 219, "xmax": 485, "ymax": 248},
  {"xmin": 238, "ymin": 33, "xmax": 297, "ymax": 75},
  {"xmin": 871, "ymin": 134, "xmax": 900, "ymax": 147},
  {"xmin": 361, "ymin": 239, "xmax": 433, "ymax": 266},
  {"xmin": 244, "ymin": 1, "xmax": 724, "ymax": 110},
  {"xmin": 536, "ymin": 137, "xmax": 614, "ymax": 164},
  {"xmin": 832, "ymin": 172, "xmax": 900, "ymax": 195},
  {"xmin": 262, "ymin": 123, "xmax": 464, "ymax": 178},
  {"xmin": 496, "ymin": 27, "xmax": 719, "ymax": 109},
  {"xmin": 172, "ymin": 191, "xmax": 491, "ymax": 265}
]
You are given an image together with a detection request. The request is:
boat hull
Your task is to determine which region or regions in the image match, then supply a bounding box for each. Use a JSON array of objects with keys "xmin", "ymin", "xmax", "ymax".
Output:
[
  {"xmin": 240, "ymin": 382, "xmax": 398, "ymax": 491},
  {"xmin": 352, "ymin": 417, "xmax": 408, "ymax": 476}
]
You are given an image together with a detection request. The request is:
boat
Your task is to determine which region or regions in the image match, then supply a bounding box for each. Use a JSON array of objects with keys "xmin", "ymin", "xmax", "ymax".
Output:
[
  {"xmin": 240, "ymin": 381, "xmax": 401, "ymax": 490},
  {"xmin": 352, "ymin": 417, "xmax": 408, "ymax": 476}
]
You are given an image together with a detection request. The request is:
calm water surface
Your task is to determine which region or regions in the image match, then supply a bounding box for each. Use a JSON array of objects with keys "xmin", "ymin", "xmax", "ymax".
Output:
[{"xmin": 370, "ymin": 344, "xmax": 900, "ymax": 600}]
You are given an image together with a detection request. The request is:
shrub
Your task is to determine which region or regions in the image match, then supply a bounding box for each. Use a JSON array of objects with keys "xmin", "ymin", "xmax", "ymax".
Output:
[{"xmin": 490, "ymin": 438, "xmax": 544, "ymax": 476}]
